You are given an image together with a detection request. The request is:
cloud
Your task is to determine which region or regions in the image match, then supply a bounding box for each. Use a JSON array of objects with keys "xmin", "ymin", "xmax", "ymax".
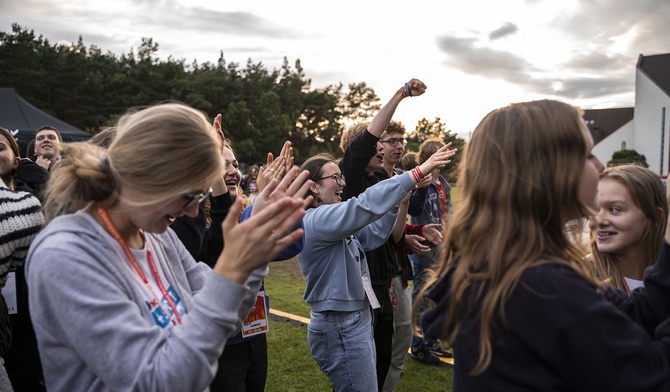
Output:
[
  {"xmin": 552, "ymin": 0, "xmax": 670, "ymax": 55},
  {"xmin": 489, "ymin": 22, "xmax": 518, "ymax": 41},
  {"xmin": 434, "ymin": 0, "xmax": 668, "ymax": 104},
  {"xmin": 436, "ymin": 35, "xmax": 533, "ymax": 84}
]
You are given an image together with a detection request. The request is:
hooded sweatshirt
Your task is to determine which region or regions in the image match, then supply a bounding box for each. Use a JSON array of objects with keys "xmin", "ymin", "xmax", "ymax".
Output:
[{"xmin": 26, "ymin": 210, "xmax": 267, "ymax": 392}]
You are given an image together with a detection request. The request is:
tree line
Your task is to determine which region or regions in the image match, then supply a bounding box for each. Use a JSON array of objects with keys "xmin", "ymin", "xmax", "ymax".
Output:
[{"xmin": 0, "ymin": 23, "xmax": 465, "ymax": 179}]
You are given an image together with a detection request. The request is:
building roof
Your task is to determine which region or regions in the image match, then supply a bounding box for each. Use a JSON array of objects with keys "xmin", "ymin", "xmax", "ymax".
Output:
[
  {"xmin": 583, "ymin": 107, "xmax": 634, "ymax": 144},
  {"xmin": 637, "ymin": 53, "xmax": 670, "ymax": 97}
]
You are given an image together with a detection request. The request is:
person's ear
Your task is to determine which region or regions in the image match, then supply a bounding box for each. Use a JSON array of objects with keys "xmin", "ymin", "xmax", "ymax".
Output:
[
  {"xmin": 12, "ymin": 156, "xmax": 20, "ymax": 169},
  {"xmin": 310, "ymin": 181, "xmax": 320, "ymax": 196}
]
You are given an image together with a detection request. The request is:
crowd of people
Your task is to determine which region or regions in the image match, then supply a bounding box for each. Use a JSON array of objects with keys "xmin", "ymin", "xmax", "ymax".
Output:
[{"xmin": 1, "ymin": 80, "xmax": 670, "ymax": 392}]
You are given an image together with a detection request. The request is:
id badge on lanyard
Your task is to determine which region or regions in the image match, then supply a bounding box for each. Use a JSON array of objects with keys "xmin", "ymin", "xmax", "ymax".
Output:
[{"xmin": 242, "ymin": 290, "xmax": 270, "ymax": 337}]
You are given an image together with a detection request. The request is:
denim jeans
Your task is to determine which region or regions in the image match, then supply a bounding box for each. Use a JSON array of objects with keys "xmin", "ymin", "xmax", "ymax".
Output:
[{"xmin": 308, "ymin": 308, "xmax": 377, "ymax": 392}]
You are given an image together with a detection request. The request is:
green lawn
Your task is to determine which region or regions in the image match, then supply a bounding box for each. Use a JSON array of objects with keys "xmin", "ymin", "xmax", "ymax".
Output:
[{"xmin": 264, "ymin": 258, "xmax": 453, "ymax": 391}]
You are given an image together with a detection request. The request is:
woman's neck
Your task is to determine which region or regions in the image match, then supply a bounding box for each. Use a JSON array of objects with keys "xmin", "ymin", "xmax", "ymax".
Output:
[
  {"xmin": 92, "ymin": 204, "xmax": 144, "ymax": 249},
  {"xmin": 2, "ymin": 176, "xmax": 12, "ymax": 190},
  {"xmin": 616, "ymin": 252, "xmax": 646, "ymax": 280}
]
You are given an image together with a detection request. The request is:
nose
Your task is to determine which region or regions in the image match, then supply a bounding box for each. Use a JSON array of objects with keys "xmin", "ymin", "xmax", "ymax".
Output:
[
  {"xmin": 594, "ymin": 156, "xmax": 605, "ymax": 173},
  {"xmin": 591, "ymin": 208, "xmax": 609, "ymax": 227}
]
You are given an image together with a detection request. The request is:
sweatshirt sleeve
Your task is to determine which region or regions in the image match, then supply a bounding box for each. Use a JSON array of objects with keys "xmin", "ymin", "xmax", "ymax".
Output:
[
  {"xmin": 306, "ymin": 172, "xmax": 415, "ymax": 244},
  {"xmin": 603, "ymin": 242, "xmax": 670, "ymax": 335},
  {"xmin": 27, "ymin": 231, "xmax": 266, "ymax": 392},
  {"xmin": 240, "ymin": 204, "xmax": 304, "ymax": 261}
]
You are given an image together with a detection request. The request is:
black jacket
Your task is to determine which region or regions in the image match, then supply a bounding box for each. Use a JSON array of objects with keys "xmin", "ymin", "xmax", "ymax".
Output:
[{"xmin": 422, "ymin": 243, "xmax": 670, "ymax": 391}]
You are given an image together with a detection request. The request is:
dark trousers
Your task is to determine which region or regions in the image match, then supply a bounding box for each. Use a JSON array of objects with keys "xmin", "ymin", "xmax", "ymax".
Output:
[
  {"xmin": 372, "ymin": 284, "xmax": 394, "ymax": 392},
  {"xmin": 210, "ymin": 334, "xmax": 268, "ymax": 392}
]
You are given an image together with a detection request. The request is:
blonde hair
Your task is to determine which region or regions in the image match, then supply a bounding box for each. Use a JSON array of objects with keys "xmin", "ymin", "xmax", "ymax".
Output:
[
  {"xmin": 43, "ymin": 103, "xmax": 223, "ymax": 222},
  {"xmin": 590, "ymin": 164, "xmax": 667, "ymax": 291},
  {"xmin": 418, "ymin": 100, "xmax": 601, "ymax": 374}
]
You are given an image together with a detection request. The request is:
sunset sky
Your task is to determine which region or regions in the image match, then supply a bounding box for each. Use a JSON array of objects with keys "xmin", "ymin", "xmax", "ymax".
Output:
[{"xmin": 2, "ymin": 0, "xmax": 668, "ymax": 139}]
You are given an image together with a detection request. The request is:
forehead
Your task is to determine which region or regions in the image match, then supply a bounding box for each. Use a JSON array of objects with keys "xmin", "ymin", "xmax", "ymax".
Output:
[
  {"xmin": 222, "ymin": 147, "xmax": 237, "ymax": 161},
  {"xmin": 384, "ymin": 132, "xmax": 404, "ymax": 139},
  {"xmin": 321, "ymin": 161, "xmax": 340, "ymax": 175},
  {"xmin": 36, "ymin": 129, "xmax": 59, "ymax": 139},
  {"xmin": 0, "ymin": 134, "xmax": 11, "ymax": 146},
  {"xmin": 597, "ymin": 178, "xmax": 632, "ymax": 201}
]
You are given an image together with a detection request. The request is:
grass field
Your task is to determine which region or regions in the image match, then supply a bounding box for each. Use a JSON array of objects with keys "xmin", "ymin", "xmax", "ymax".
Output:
[{"xmin": 264, "ymin": 258, "xmax": 453, "ymax": 391}]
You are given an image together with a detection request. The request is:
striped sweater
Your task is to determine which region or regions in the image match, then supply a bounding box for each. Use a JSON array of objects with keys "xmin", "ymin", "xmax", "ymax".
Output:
[{"xmin": 0, "ymin": 180, "xmax": 45, "ymax": 288}]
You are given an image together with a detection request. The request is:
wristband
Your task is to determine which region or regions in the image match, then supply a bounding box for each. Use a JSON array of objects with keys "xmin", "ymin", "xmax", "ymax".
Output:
[
  {"xmin": 399, "ymin": 86, "xmax": 407, "ymax": 98},
  {"xmin": 404, "ymin": 82, "xmax": 412, "ymax": 97},
  {"xmin": 414, "ymin": 166, "xmax": 424, "ymax": 179}
]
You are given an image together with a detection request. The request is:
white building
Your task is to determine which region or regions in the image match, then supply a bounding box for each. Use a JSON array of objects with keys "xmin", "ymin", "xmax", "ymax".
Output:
[{"xmin": 587, "ymin": 53, "xmax": 670, "ymax": 175}]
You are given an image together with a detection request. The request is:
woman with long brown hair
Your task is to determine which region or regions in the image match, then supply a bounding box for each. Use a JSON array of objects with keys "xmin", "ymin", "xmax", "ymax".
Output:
[{"xmin": 420, "ymin": 99, "xmax": 670, "ymax": 391}]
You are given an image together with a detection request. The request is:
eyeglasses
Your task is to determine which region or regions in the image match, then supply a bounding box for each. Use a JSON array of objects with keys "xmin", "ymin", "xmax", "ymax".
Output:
[
  {"xmin": 315, "ymin": 174, "xmax": 346, "ymax": 186},
  {"xmin": 380, "ymin": 138, "xmax": 407, "ymax": 147},
  {"xmin": 181, "ymin": 188, "xmax": 212, "ymax": 211}
]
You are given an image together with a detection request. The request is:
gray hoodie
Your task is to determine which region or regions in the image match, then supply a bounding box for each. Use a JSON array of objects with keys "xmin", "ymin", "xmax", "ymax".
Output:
[{"xmin": 26, "ymin": 211, "xmax": 266, "ymax": 391}]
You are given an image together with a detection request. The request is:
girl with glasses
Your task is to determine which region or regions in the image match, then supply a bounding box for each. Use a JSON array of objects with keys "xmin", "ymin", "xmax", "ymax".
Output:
[
  {"xmin": 297, "ymin": 142, "xmax": 455, "ymax": 391},
  {"xmin": 26, "ymin": 103, "xmax": 308, "ymax": 391}
]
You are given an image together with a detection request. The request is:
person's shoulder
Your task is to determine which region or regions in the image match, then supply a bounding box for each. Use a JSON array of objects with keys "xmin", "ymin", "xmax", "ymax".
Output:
[
  {"xmin": 0, "ymin": 186, "xmax": 42, "ymax": 216},
  {"xmin": 518, "ymin": 262, "xmax": 595, "ymax": 297}
]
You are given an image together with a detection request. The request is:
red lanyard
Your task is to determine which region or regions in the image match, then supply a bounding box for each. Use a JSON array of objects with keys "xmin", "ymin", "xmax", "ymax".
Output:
[
  {"xmin": 621, "ymin": 274, "xmax": 631, "ymax": 294},
  {"xmin": 96, "ymin": 206, "xmax": 182, "ymax": 324}
]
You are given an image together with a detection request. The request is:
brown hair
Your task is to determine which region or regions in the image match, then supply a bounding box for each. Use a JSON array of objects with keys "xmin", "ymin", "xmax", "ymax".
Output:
[
  {"xmin": 401, "ymin": 151, "xmax": 418, "ymax": 171},
  {"xmin": 299, "ymin": 153, "xmax": 337, "ymax": 207},
  {"xmin": 418, "ymin": 138, "xmax": 445, "ymax": 164},
  {"xmin": 418, "ymin": 100, "xmax": 601, "ymax": 374},
  {"xmin": 381, "ymin": 120, "xmax": 406, "ymax": 138},
  {"xmin": 35, "ymin": 126, "xmax": 63, "ymax": 143}
]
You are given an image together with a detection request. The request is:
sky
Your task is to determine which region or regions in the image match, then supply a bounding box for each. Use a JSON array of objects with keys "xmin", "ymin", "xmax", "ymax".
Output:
[{"xmin": 1, "ymin": 0, "xmax": 669, "ymax": 140}]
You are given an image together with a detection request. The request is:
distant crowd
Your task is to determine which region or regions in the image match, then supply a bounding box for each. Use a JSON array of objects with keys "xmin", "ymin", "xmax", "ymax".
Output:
[{"xmin": 2, "ymin": 78, "xmax": 670, "ymax": 392}]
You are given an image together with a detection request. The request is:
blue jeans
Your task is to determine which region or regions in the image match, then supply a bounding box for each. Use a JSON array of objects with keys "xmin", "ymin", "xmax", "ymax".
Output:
[{"xmin": 308, "ymin": 308, "xmax": 377, "ymax": 392}]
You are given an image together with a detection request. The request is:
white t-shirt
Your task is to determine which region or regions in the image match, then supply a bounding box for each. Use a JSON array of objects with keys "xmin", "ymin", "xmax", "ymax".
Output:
[{"xmin": 624, "ymin": 276, "xmax": 644, "ymax": 292}]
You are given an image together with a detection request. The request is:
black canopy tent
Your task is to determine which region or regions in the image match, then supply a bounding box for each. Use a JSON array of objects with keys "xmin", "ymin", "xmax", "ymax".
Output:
[{"xmin": 0, "ymin": 88, "xmax": 91, "ymax": 157}]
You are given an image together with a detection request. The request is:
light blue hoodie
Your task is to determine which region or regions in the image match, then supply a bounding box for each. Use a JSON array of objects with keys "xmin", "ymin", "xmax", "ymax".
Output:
[{"xmin": 298, "ymin": 172, "xmax": 415, "ymax": 312}]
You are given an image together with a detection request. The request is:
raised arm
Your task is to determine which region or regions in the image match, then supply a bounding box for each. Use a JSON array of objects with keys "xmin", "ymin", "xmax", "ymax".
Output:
[{"xmin": 367, "ymin": 78, "xmax": 427, "ymax": 138}]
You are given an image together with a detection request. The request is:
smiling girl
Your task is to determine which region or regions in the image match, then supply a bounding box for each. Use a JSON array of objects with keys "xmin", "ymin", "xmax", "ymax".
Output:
[
  {"xmin": 26, "ymin": 103, "xmax": 307, "ymax": 391},
  {"xmin": 589, "ymin": 164, "xmax": 667, "ymax": 293},
  {"xmin": 298, "ymin": 143, "xmax": 455, "ymax": 391}
]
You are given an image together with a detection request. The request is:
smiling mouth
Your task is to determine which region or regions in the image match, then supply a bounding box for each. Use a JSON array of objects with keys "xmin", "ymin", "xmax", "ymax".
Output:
[{"xmin": 598, "ymin": 231, "xmax": 616, "ymax": 238}]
